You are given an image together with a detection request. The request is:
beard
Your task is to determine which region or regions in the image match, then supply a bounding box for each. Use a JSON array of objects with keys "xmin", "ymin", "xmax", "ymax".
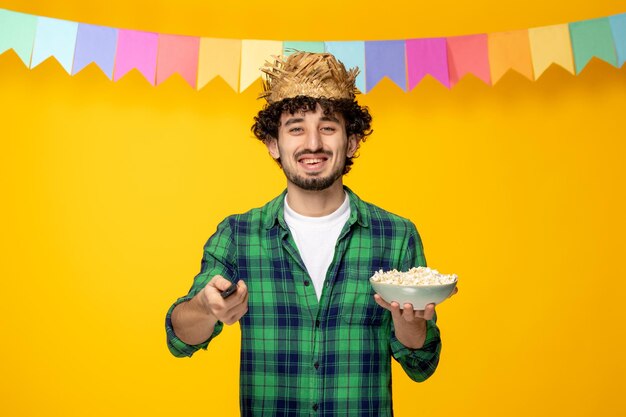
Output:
[
  {"xmin": 284, "ymin": 168, "xmax": 343, "ymax": 191},
  {"xmin": 282, "ymin": 150, "xmax": 345, "ymax": 191}
]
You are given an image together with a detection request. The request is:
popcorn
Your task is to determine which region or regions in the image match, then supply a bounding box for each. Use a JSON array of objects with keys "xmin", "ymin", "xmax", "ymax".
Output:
[{"xmin": 370, "ymin": 267, "xmax": 457, "ymax": 286}]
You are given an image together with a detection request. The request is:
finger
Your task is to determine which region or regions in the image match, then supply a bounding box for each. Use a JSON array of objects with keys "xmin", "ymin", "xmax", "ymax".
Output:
[
  {"xmin": 423, "ymin": 304, "xmax": 436, "ymax": 321},
  {"xmin": 448, "ymin": 287, "xmax": 459, "ymax": 298},
  {"xmin": 210, "ymin": 275, "xmax": 234, "ymax": 292},
  {"xmin": 401, "ymin": 304, "xmax": 415, "ymax": 322},
  {"xmin": 373, "ymin": 294, "xmax": 392, "ymax": 310},
  {"xmin": 235, "ymin": 280, "xmax": 248, "ymax": 302},
  {"xmin": 222, "ymin": 281, "xmax": 247, "ymax": 307},
  {"xmin": 225, "ymin": 299, "xmax": 249, "ymax": 324},
  {"xmin": 389, "ymin": 302, "xmax": 403, "ymax": 320}
]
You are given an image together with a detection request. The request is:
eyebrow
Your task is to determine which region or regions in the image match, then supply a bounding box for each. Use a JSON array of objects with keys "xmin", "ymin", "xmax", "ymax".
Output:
[
  {"xmin": 283, "ymin": 115, "xmax": 341, "ymax": 126},
  {"xmin": 320, "ymin": 115, "xmax": 341, "ymax": 123},
  {"xmin": 284, "ymin": 117, "xmax": 304, "ymax": 126}
]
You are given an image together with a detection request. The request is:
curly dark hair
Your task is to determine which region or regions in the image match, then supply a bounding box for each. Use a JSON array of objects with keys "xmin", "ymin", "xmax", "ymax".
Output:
[{"xmin": 251, "ymin": 95, "xmax": 373, "ymax": 174}]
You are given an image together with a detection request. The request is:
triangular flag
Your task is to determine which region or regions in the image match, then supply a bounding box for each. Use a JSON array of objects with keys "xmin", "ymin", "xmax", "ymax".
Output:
[
  {"xmin": 114, "ymin": 30, "xmax": 158, "ymax": 85},
  {"xmin": 406, "ymin": 38, "xmax": 450, "ymax": 89},
  {"xmin": 446, "ymin": 34, "xmax": 491, "ymax": 86},
  {"xmin": 325, "ymin": 41, "xmax": 366, "ymax": 92},
  {"xmin": 365, "ymin": 40, "xmax": 407, "ymax": 92},
  {"xmin": 156, "ymin": 34, "xmax": 200, "ymax": 88},
  {"xmin": 72, "ymin": 24, "xmax": 118, "ymax": 79},
  {"xmin": 488, "ymin": 30, "xmax": 534, "ymax": 84},
  {"xmin": 0, "ymin": 9, "xmax": 37, "ymax": 66},
  {"xmin": 197, "ymin": 38, "xmax": 241, "ymax": 91},
  {"xmin": 570, "ymin": 18, "xmax": 618, "ymax": 74},
  {"xmin": 283, "ymin": 41, "xmax": 325, "ymax": 55},
  {"xmin": 528, "ymin": 24, "xmax": 575, "ymax": 77},
  {"xmin": 609, "ymin": 13, "xmax": 626, "ymax": 67},
  {"xmin": 31, "ymin": 17, "xmax": 79, "ymax": 74},
  {"xmin": 240, "ymin": 40, "xmax": 282, "ymax": 93}
]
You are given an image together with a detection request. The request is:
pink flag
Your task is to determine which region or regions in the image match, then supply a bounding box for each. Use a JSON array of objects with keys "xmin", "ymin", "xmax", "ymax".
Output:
[
  {"xmin": 446, "ymin": 34, "xmax": 491, "ymax": 86},
  {"xmin": 156, "ymin": 34, "xmax": 200, "ymax": 88},
  {"xmin": 406, "ymin": 38, "xmax": 450, "ymax": 89},
  {"xmin": 114, "ymin": 30, "xmax": 158, "ymax": 84}
]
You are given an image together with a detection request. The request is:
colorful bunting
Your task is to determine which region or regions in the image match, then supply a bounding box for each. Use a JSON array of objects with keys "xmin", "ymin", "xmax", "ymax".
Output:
[
  {"xmin": 0, "ymin": 9, "xmax": 37, "ymax": 66},
  {"xmin": 609, "ymin": 13, "xmax": 626, "ymax": 67},
  {"xmin": 0, "ymin": 7, "xmax": 624, "ymax": 92},
  {"xmin": 324, "ymin": 41, "xmax": 366, "ymax": 92},
  {"xmin": 157, "ymin": 34, "xmax": 200, "ymax": 87},
  {"xmin": 197, "ymin": 38, "xmax": 241, "ymax": 92},
  {"xmin": 570, "ymin": 18, "xmax": 618, "ymax": 74},
  {"xmin": 365, "ymin": 40, "xmax": 407, "ymax": 92},
  {"xmin": 528, "ymin": 24, "xmax": 575, "ymax": 77},
  {"xmin": 31, "ymin": 17, "xmax": 79, "ymax": 74},
  {"xmin": 406, "ymin": 38, "xmax": 450, "ymax": 89},
  {"xmin": 446, "ymin": 34, "xmax": 491, "ymax": 86},
  {"xmin": 488, "ymin": 30, "xmax": 534, "ymax": 84},
  {"xmin": 240, "ymin": 40, "xmax": 283, "ymax": 93},
  {"xmin": 73, "ymin": 24, "xmax": 117, "ymax": 78}
]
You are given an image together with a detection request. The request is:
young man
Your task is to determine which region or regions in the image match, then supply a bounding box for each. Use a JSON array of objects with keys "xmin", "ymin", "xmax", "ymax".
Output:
[{"xmin": 166, "ymin": 52, "xmax": 450, "ymax": 416}]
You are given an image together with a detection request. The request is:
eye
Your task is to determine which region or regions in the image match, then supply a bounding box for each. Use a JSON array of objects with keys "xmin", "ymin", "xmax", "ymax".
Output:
[
  {"xmin": 289, "ymin": 127, "xmax": 304, "ymax": 134},
  {"xmin": 321, "ymin": 126, "xmax": 336, "ymax": 133}
]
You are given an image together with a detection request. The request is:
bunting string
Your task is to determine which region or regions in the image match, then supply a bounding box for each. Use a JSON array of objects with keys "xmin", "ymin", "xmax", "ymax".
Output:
[{"xmin": 1, "ymin": 7, "xmax": 625, "ymax": 93}]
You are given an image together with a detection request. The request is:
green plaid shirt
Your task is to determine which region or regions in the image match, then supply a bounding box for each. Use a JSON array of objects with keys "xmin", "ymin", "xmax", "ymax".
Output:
[{"xmin": 166, "ymin": 187, "xmax": 441, "ymax": 417}]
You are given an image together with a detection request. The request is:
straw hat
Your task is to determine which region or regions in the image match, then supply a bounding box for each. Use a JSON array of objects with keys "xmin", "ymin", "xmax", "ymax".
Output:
[{"xmin": 259, "ymin": 52, "xmax": 360, "ymax": 103}]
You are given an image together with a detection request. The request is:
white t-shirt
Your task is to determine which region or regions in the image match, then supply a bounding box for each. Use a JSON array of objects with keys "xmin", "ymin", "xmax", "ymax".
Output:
[{"xmin": 284, "ymin": 193, "xmax": 350, "ymax": 300}]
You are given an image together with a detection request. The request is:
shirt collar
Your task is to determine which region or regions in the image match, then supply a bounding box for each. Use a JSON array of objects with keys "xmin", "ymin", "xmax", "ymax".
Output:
[{"xmin": 263, "ymin": 186, "xmax": 370, "ymax": 230}]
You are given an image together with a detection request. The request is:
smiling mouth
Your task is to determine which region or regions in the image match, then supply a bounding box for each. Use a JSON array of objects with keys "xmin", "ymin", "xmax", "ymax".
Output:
[
  {"xmin": 295, "ymin": 150, "xmax": 333, "ymax": 172},
  {"xmin": 299, "ymin": 157, "xmax": 328, "ymax": 165}
]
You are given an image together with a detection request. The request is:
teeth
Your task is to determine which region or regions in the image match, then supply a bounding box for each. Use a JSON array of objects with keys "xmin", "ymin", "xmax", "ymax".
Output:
[{"xmin": 303, "ymin": 158, "xmax": 323, "ymax": 164}]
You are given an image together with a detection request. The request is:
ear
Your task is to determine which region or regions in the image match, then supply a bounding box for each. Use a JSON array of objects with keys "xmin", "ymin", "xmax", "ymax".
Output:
[
  {"xmin": 347, "ymin": 135, "xmax": 359, "ymax": 158},
  {"xmin": 266, "ymin": 138, "xmax": 280, "ymax": 160}
]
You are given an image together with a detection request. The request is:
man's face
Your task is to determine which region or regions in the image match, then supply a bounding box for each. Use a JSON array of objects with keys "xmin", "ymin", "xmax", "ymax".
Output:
[{"xmin": 266, "ymin": 104, "xmax": 357, "ymax": 192}]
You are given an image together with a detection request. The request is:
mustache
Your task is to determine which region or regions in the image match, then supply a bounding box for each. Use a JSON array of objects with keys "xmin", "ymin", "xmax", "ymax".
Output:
[{"xmin": 294, "ymin": 149, "xmax": 333, "ymax": 159}]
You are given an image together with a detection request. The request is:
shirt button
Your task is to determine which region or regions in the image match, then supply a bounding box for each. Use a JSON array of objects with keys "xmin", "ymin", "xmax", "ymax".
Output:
[
  {"xmin": 312, "ymin": 404, "xmax": 319, "ymax": 411},
  {"xmin": 314, "ymin": 362, "xmax": 319, "ymax": 369},
  {"xmin": 315, "ymin": 320, "xmax": 320, "ymax": 328},
  {"xmin": 304, "ymin": 280, "xmax": 310, "ymax": 286}
]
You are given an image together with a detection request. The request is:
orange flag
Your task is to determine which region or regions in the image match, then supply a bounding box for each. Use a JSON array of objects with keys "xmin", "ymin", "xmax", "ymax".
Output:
[
  {"xmin": 197, "ymin": 38, "xmax": 242, "ymax": 92},
  {"xmin": 488, "ymin": 30, "xmax": 534, "ymax": 84}
]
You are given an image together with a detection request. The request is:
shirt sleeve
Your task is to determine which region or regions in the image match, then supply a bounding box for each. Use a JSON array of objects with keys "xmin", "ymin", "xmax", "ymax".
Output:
[
  {"xmin": 165, "ymin": 217, "xmax": 237, "ymax": 358},
  {"xmin": 390, "ymin": 312, "xmax": 441, "ymax": 382},
  {"xmin": 389, "ymin": 221, "xmax": 442, "ymax": 382}
]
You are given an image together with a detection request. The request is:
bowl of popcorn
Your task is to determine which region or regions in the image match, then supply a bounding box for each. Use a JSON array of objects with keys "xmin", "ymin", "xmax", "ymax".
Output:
[{"xmin": 369, "ymin": 267, "xmax": 458, "ymax": 310}]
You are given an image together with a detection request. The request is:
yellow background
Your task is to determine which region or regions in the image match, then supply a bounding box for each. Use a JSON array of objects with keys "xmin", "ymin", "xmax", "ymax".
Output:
[{"xmin": 1, "ymin": 1, "xmax": 625, "ymax": 416}]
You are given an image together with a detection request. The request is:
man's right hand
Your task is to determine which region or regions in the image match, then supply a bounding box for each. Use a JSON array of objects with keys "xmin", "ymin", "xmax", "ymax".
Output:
[
  {"xmin": 196, "ymin": 275, "xmax": 249, "ymax": 325},
  {"xmin": 171, "ymin": 275, "xmax": 248, "ymax": 345}
]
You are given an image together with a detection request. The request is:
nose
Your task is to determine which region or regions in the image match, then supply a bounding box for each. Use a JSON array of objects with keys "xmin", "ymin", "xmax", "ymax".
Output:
[{"xmin": 304, "ymin": 129, "xmax": 323, "ymax": 151}]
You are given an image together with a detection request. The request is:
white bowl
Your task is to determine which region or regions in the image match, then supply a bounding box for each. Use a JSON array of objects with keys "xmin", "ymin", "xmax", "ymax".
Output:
[{"xmin": 370, "ymin": 278, "xmax": 457, "ymax": 310}]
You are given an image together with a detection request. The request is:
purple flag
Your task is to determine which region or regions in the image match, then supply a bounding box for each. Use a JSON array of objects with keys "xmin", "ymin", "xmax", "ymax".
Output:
[
  {"xmin": 365, "ymin": 40, "xmax": 407, "ymax": 92},
  {"xmin": 406, "ymin": 38, "xmax": 450, "ymax": 89},
  {"xmin": 72, "ymin": 24, "xmax": 118, "ymax": 78}
]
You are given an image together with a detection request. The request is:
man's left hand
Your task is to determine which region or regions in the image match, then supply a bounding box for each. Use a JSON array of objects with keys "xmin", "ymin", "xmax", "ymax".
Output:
[
  {"xmin": 373, "ymin": 285, "xmax": 458, "ymax": 322},
  {"xmin": 373, "ymin": 287, "xmax": 458, "ymax": 349}
]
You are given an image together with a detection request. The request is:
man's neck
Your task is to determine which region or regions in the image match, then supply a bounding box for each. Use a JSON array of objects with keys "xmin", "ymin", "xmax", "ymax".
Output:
[{"xmin": 285, "ymin": 181, "xmax": 346, "ymax": 217}]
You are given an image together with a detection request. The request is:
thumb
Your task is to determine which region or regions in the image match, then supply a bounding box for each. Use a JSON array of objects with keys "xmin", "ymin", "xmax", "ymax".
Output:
[{"xmin": 209, "ymin": 275, "xmax": 234, "ymax": 292}]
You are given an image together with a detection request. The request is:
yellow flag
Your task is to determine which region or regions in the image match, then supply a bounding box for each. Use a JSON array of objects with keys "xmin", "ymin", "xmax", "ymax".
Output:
[
  {"xmin": 240, "ymin": 40, "xmax": 283, "ymax": 93},
  {"xmin": 197, "ymin": 38, "xmax": 242, "ymax": 92},
  {"xmin": 488, "ymin": 30, "xmax": 534, "ymax": 84},
  {"xmin": 528, "ymin": 24, "xmax": 575, "ymax": 78}
]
